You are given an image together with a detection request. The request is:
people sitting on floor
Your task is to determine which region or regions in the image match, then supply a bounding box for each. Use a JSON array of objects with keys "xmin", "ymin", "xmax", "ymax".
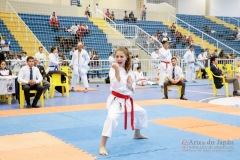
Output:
[
  {"xmin": 0, "ymin": 60, "xmax": 12, "ymax": 76},
  {"xmin": 163, "ymin": 57, "xmax": 187, "ymax": 100},
  {"xmin": 134, "ymin": 67, "xmax": 155, "ymax": 86},
  {"xmin": 18, "ymin": 56, "xmax": 44, "ymax": 108},
  {"xmin": 210, "ymin": 56, "xmax": 240, "ymax": 96},
  {"xmin": 49, "ymin": 12, "xmax": 60, "ymax": 32}
]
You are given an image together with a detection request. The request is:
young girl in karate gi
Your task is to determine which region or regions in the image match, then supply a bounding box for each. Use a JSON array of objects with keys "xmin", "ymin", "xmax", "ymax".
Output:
[{"xmin": 99, "ymin": 47, "xmax": 148, "ymax": 156}]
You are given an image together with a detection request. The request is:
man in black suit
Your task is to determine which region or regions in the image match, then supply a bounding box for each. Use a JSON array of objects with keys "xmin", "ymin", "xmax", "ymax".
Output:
[{"xmin": 210, "ymin": 56, "xmax": 240, "ymax": 96}]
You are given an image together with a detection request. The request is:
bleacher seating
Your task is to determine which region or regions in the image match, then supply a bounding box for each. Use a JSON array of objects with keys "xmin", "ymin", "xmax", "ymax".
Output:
[
  {"xmin": 177, "ymin": 14, "xmax": 240, "ymax": 53},
  {"xmin": 0, "ymin": 19, "xmax": 23, "ymax": 53},
  {"xmin": 19, "ymin": 13, "xmax": 112, "ymax": 59},
  {"xmin": 115, "ymin": 19, "xmax": 203, "ymax": 53}
]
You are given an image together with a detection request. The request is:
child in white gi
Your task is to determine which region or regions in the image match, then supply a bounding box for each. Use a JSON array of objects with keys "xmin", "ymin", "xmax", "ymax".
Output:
[{"xmin": 99, "ymin": 47, "xmax": 148, "ymax": 156}]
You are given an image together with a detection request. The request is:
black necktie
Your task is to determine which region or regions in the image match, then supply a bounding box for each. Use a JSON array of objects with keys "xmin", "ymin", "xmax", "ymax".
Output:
[
  {"xmin": 172, "ymin": 67, "xmax": 175, "ymax": 79},
  {"xmin": 30, "ymin": 68, "xmax": 33, "ymax": 80}
]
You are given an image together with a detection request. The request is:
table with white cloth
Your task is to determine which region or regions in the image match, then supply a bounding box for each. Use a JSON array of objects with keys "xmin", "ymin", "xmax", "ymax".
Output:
[{"xmin": 0, "ymin": 76, "xmax": 17, "ymax": 104}]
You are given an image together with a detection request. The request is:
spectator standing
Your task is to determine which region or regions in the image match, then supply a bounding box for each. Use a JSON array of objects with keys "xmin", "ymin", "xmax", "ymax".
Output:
[
  {"xmin": 95, "ymin": 3, "xmax": 99, "ymax": 18},
  {"xmin": 141, "ymin": 5, "xmax": 147, "ymax": 21},
  {"xmin": 123, "ymin": 11, "xmax": 129, "ymax": 23}
]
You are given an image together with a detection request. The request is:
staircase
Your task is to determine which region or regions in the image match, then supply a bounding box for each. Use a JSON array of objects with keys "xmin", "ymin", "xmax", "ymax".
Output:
[
  {"xmin": 1, "ymin": 12, "xmax": 47, "ymax": 56},
  {"xmin": 163, "ymin": 22, "xmax": 218, "ymax": 53},
  {"xmin": 205, "ymin": 16, "xmax": 236, "ymax": 31}
]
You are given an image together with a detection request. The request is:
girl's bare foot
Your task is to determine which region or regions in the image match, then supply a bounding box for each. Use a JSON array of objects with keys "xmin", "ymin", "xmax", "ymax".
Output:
[
  {"xmin": 99, "ymin": 146, "xmax": 108, "ymax": 155},
  {"xmin": 134, "ymin": 134, "xmax": 148, "ymax": 139},
  {"xmin": 134, "ymin": 129, "xmax": 148, "ymax": 139}
]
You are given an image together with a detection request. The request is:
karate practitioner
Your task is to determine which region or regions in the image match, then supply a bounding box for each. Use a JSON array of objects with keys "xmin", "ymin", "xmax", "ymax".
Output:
[
  {"xmin": 70, "ymin": 42, "xmax": 90, "ymax": 93},
  {"xmin": 158, "ymin": 41, "xmax": 172, "ymax": 90},
  {"xmin": 134, "ymin": 67, "xmax": 155, "ymax": 86},
  {"xmin": 183, "ymin": 45, "xmax": 196, "ymax": 82},
  {"xmin": 99, "ymin": 47, "xmax": 148, "ymax": 156},
  {"xmin": 46, "ymin": 46, "xmax": 60, "ymax": 73},
  {"xmin": 151, "ymin": 48, "xmax": 160, "ymax": 80}
]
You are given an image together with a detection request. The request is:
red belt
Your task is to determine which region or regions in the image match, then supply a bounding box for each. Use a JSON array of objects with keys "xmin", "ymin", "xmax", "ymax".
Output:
[
  {"xmin": 161, "ymin": 61, "xmax": 170, "ymax": 68},
  {"xmin": 111, "ymin": 91, "xmax": 134, "ymax": 130}
]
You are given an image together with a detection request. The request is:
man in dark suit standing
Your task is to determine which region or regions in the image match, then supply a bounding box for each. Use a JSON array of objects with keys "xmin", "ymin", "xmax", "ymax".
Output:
[{"xmin": 210, "ymin": 56, "xmax": 240, "ymax": 96}]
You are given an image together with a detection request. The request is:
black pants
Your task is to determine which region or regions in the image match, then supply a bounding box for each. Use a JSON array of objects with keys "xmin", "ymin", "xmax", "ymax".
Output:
[
  {"xmin": 22, "ymin": 84, "xmax": 44, "ymax": 106},
  {"xmin": 164, "ymin": 80, "xmax": 185, "ymax": 97}
]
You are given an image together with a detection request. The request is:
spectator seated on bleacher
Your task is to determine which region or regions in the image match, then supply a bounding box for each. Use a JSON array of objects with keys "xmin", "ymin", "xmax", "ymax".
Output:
[
  {"xmin": 203, "ymin": 25, "xmax": 211, "ymax": 34},
  {"xmin": 0, "ymin": 60, "xmax": 12, "ymax": 76},
  {"xmin": 49, "ymin": 12, "xmax": 60, "ymax": 32},
  {"xmin": 129, "ymin": 11, "xmax": 137, "ymax": 23},
  {"xmin": 67, "ymin": 23, "xmax": 78, "ymax": 35},
  {"xmin": 82, "ymin": 23, "xmax": 89, "ymax": 35},
  {"xmin": 105, "ymin": 9, "xmax": 111, "ymax": 21},
  {"xmin": 186, "ymin": 35, "xmax": 194, "ymax": 45},
  {"xmin": 175, "ymin": 30, "xmax": 182, "ymax": 44},
  {"xmin": 77, "ymin": 24, "xmax": 85, "ymax": 37},
  {"xmin": 123, "ymin": 11, "xmax": 129, "ymax": 23},
  {"xmin": 181, "ymin": 35, "xmax": 187, "ymax": 48}
]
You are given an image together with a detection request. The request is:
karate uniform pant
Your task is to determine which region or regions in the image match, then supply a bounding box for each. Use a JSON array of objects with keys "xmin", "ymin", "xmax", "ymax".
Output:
[
  {"xmin": 186, "ymin": 63, "xmax": 196, "ymax": 82},
  {"xmin": 71, "ymin": 69, "xmax": 89, "ymax": 88},
  {"xmin": 102, "ymin": 100, "xmax": 147, "ymax": 137}
]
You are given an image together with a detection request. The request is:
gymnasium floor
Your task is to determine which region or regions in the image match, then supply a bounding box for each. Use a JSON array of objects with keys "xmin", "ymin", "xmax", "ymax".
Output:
[{"xmin": 0, "ymin": 79, "xmax": 239, "ymax": 160}]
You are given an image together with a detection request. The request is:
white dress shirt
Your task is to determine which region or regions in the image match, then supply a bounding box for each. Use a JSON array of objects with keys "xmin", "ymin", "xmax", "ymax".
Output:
[
  {"xmin": 18, "ymin": 65, "xmax": 43, "ymax": 84},
  {"xmin": 166, "ymin": 65, "xmax": 184, "ymax": 80}
]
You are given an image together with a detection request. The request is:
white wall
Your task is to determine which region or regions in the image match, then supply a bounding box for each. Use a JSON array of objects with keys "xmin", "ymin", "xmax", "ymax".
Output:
[
  {"xmin": 177, "ymin": 0, "xmax": 206, "ymax": 15},
  {"xmin": 177, "ymin": 0, "xmax": 240, "ymax": 17},
  {"xmin": 95, "ymin": 0, "xmax": 137, "ymax": 10},
  {"xmin": 210, "ymin": 0, "xmax": 240, "ymax": 17}
]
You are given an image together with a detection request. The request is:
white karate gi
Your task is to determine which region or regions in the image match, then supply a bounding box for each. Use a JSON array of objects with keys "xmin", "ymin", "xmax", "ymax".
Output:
[
  {"xmin": 35, "ymin": 52, "xmax": 46, "ymax": 66},
  {"xmin": 70, "ymin": 49, "xmax": 90, "ymax": 88},
  {"xmin": 102, "ymin": 67, "xmax": 148, "ymax": 137},
  {"xmin": 151, "ymin": 51, "xmax": 160, "ymax": 79},
  {"xmin": 158, "ymin": 47, "xmax": 172, "ymax": 86},
  {"xmin": 46, "ymin": 53, "xmax": 59, "ymax": 73},
  {"xmin": 134, "ymin": 71, "xmax": 147, "ymax": 86},
  {"xmin": 95, "ymin": 4, "xmax": 99, "ymax": 18},
  {"xmin": 184, "ymin": 50, "xmax": 196, "ymax": 82}
]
